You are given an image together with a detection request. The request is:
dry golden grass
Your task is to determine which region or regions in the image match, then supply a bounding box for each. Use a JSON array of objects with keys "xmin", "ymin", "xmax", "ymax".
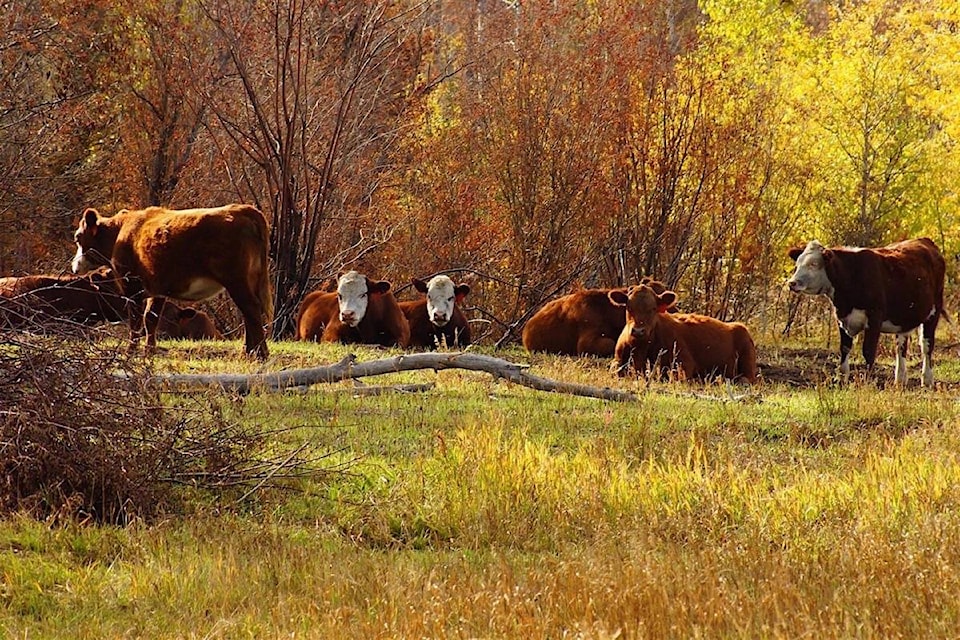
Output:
[{"xmin": 4, "ymin": 336, "xmax": 960, "ymax": 638}]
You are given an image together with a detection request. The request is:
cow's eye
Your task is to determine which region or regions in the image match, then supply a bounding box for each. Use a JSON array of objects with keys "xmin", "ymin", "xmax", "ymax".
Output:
[{"xmin": 448, "ymin": 296, "xmax": 455, "ymax": 302}]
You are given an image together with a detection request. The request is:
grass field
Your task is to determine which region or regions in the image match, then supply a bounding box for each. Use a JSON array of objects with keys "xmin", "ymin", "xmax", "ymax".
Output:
[{"xmin": 5, "ymin": 332, "xmax": 960, "ymax": 638}]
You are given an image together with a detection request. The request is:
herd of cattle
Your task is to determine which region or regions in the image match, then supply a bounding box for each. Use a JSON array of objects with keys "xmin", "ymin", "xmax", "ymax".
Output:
[{"xmin": 0, "ymin": 204, "xmax": 949, "ymax": 387}]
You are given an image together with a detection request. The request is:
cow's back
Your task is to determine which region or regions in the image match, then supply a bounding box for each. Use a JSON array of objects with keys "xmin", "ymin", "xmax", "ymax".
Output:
[
  {"xmin": 296, "ymin": 290, "xmax": 339, "ymax": 341},
  {"xmin": 652, "ymin": 313, "xmax": 757, "ymax": 383},
  {"xmin": 523, "ymin": 289, "xmax": 625, "ymax": 356}
]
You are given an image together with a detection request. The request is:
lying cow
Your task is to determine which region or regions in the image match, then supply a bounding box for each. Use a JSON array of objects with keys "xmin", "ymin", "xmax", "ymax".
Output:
[
  {"xmin": 295, "ymin": 270, "xmax": 410, "ymax": 347},
  {"xmin": 0, "ymin": 267, "xmax": 126, "ymax": 329},
  {"xmin": 787, "ymin": 238, "xmax": 946, "ymax": 387},
  {"xmin": 610, "ymin": 284, "xmax": 757, "ymax": 383},
  {"xmin": 0, "ymin": 268, "xmax": 220, "ymax": 341},
  {"xmin": 399, "ymin": 276, "xmax": 471, "ymax": 349},
  {"xmin": 522, "ymin": 277, "xmax": 673, "ymax": 356},
  {"xmin": 71, "ymin": 204, "xmax": 273, "ymax": 359}
]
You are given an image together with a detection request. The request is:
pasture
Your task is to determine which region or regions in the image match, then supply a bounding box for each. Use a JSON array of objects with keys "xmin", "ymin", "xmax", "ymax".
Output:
[{"xmin": 5, "ymin": 329, "xmax": 960, "ymax": 638}]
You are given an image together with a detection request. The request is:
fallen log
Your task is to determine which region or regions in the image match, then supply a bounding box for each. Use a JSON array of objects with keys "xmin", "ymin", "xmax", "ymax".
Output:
[{"xmin": 152, "ymin": 352, "xmax": 639, "ymax": 402}]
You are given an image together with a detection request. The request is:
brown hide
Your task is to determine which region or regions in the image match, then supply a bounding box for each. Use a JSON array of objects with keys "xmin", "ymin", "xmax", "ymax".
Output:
[
  {"xmin": 295, "ymin": 281, "xmax": 411, "ymax": 348},
  {"xmin": 295, "ymin": 291, "xmax": 339, "ymax": 342},
  {"xmin": 71, "ymin": 204, "xmax": 273, "ymax": 359},
  {"xmin": 611, "ymin": 285, "xmax": 757, "ymax": 383},
  {"xmin": 0, "ymin": 268, "xmax": 127, "ymax": 329},
  {"xmin": 156, "ymin": 303, "xmax": 221, "ymax": 340},
  {"xmin": 522, "ymin": 277, "xmax": 673, "ymax": 356}
]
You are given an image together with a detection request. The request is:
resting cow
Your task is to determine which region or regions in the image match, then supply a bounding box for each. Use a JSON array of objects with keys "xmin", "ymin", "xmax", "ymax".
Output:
[
  {"xmin": 522, "ymin": 277, "xmax": 673, "ymax": 356},
  {"xmin": 399, "ymin": 276, "xmax": 471, "ymax": 349},
  {"xmin": 610, "ymin": 284, "xmax": 757, "ymax": 383},
  {"xmin": 787, "ymin": 238, "xmax": 946, "ymax": 387},
  {"xmin": 0, "ymin": 267, "xmax": 127, "ymax": 329},
  {"xmin": 295, "ymin": 270, "xmax": 410, "ymax": 347},
  {"xmin": 71, "ymin": 204, "xmax": 273, "ymax": 359},
  {"xmin": 156, "ymin": 304, "xmax": 221, "ymax": 340}
]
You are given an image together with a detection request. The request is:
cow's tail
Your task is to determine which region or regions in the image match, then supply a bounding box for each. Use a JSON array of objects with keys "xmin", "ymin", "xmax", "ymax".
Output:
[{"xmin": 246, "ymin": 205, "xmax": 274, "ymax": 330}]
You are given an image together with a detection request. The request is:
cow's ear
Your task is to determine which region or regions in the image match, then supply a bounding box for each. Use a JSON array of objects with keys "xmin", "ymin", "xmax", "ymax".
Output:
[
  {"xmin": 454, "ymin": 284, "xmax": 470, "ymax": 301},
  {"xmin": 370, "ymin": 280, "xmax": 391, "ymax": 295},
  {"xmin": 412, "ymin": 278, "xmax": 428, "ymax": 293},
  {"xmin": 82, "ymin": 208, "xmax": 99, "ymax": 234},
  {"xmin": 657, "ymin": 291, "xmax": 677, "ymax": 312},
  {"xmin": 822, "ymin": 248, "xmax": 834, "ymax": 265},
  {"xmin": 608, "ymin": 289, "xmax": 629, "ymax": 307},
  {"xmin": 787, "ymin": 246, "xmax": 804, "ymax": 261},
  {"xmin": 179, "ymin": 308, "xmax": 198, "ymax": 321}
]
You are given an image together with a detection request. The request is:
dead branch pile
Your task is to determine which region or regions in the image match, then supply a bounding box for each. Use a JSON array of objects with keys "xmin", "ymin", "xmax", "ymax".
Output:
[{"xmin": 0, "ymin": 332, "xmax": 336, "ymax": 524}]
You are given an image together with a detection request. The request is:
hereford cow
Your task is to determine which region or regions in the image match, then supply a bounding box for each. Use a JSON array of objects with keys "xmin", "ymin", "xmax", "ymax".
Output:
[
  {"xmin": 70, "ymin": 204, "xmax": 273, "ymax": 359},
  {"xmin": 609, "ymin": 284, "xmax": 758, "ymax": 383},
  {"xmin": 787, "ymin": 238, "xmax": 946, "ymax": 387},
  {"xmin": 522, "ymin": 277, "xmax": 673, "ymax": 356},
  {"xmin": 295, "ymin": 270, "xmax": 410, "ymax": 347},
  {"xmin": 399, "ymin": 276, "xmax": 471, "ymax": 349}
]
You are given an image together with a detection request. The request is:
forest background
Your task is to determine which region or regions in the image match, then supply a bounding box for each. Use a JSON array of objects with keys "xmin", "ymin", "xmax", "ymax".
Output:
[{"xmin": 1, "ymin": 0, "xmax": 958, "ymax": 341}]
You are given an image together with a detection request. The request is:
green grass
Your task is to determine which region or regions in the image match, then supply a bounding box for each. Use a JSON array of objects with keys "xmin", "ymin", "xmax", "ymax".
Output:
[{"xmin": 5, "ymin": 336, "xmax": 960, "ymax": 637}]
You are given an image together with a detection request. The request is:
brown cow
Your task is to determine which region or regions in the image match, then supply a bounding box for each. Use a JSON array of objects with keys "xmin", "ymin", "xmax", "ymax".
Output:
[
  {"xmin": 71, "ymin": 204, "xmax": 273, "ymax": 359},
  {"xmin": 295, "ymin": 270, "xmax": 410, "ymax": 347},
  {"xmin": 522, "ymin": 277, "xmax": 673, "ymax": 356},
  {"xmin": 609, "ymin": 284, "xmax": 757, "ymax": 383},
  {"xmin": 0, "ymin": 267, "xmax": 127, "ymax": 329},
  {"xmin": 399, "ymin": 275, "xmax": 471, "ymax": 349},
  {"xmin": 787, "ymin": 238, "xmax": 946, "ymax": 387},
  {"xmin": 156, "ymin": 304, "xmax": 222, "ymax": 340}
]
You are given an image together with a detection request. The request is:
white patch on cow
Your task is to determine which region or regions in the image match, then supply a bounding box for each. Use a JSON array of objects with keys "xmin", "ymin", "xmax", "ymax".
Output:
[
  {"xmin": 71, "ymin": 246, "xmax": 95, "ymax": 274},
  {"xmin": 425, "ymin": 275, "xmax": 456, "ymax": 327},
  {"xmin": 894, "ymin": 334, "xmax": 908, "ymax": 386},
  {"xmin": 880, "ymin": 320, "xmax": 903, "ymax": 333},
  {"xmin": 787, "ymin": 241, "xmax": 835, "ymax": 298},
  {"xmin": 336, "ymin": 270, "xmax": 369, "ymax": 327},
  {"xmin": 920, "ymin": 323, "xmax": 935, "ymax": 387},
  {"xmin": 839, "ymin": 309, "xmax": 868, "ymax": 336},
  {"xmin": 176, "ymin": 277, "xmax": 224, "ymax": 301}
]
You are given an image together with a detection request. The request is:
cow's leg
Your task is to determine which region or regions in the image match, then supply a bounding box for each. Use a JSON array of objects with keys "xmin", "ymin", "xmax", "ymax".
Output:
[
  {"xmin": 578, "ymin": 332, "xmax": 617, "ymax": 357},
  {"xmin": 143, "ymin": 296, "xmax": 167, "ymax": 350},
  {"xmin": 224, "ymin": 284, "xmax": 269, "ymax": 360},
  {"xmin": 894, "ymin": 333, "xmax": 909, "ymax": 386},
  {"xmin": 838, "ymin": 326, "xmax": 853, "ymax": 379},
  {"xmin": 920, "ymin": 315, "xmax": 939, "ymax": 388},
  {"xmin": 860, "ymin": 325, "xmax": 883, "ymax": 385}
]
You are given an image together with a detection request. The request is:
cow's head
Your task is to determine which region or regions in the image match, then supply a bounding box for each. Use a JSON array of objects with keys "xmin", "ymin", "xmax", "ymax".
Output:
[
  {"xmin": 609, "ymin": 284, "xmax": 676, "ymax": 344},
  {"xmin": 787, "ymin": 240, "xmax": 834, "ymax": 297},
  {"xmin": 413, "ymin": 275, "xmax": 470, "ymax": 327},
  {"xmin": 336, "ymin": 270, "xmax": 390, "ymax": 327},
  {"xmin": 71, "ymin": 208, "xmax": 113, "ymax": 274}
]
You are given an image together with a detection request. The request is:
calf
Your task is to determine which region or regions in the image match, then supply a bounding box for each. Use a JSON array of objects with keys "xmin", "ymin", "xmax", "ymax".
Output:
[
  {"xmin": 156, "ymin": 303, "xmax": 222, "ymax": 340},
  {"xmin": 610, "ymin": 284, "xmax": 757, "ymax": 383},
  {"xmin": 71, "ymin": 204, "xmax": 273, "ymax": 359},
  {"xmin": 295, "ymin": 270, "xmax": 410, "ymax": 347},
  {"xmin": 522, "ymin": 277, "xmax": 673, "ymax": 356},
  {"xmin": 787, "ymin": 238, "xmax": 945, "ymax": 387},
  {"xmin": 399, "ymin": 276, "xmax": 471, "ymax": 349}
]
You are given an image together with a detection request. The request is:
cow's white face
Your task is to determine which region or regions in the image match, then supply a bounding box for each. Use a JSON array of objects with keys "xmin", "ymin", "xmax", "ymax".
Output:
[
  {"xmin": 336, "ymin": 271, "xmax": 371, "ymax": 327},
  {"xmin": 71, "ymin": 208, "xmax": 110, "ymax": 274},
  {"xmin": 787, "ymin": 240, "xmax": 835, "ymax": 298},
  {"xmin": 422, "ymin": 276, "xmax": 459, "ymax": 327}
]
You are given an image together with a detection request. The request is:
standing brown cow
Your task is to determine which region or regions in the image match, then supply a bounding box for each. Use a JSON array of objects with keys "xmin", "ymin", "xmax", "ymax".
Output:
[
  {"xmin": 610, "ymin": 284, "xmax": 757, "ymax": 383},
  {"xmin": 71, "ymin": 204, "xmax": 273, "ymax": 359}
]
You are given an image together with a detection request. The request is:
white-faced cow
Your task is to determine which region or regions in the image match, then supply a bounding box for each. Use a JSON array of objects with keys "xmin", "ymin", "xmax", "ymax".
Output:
[
  {"xmin": 522, "ymin": 277, "xmax": 674, "ymax": 356},
  {"xmin": 295, "ymin": 270, "xmax": 410, "ymax": 347},
  {"xmin": 786, "ymin": 238, "xmax": 946, "ymax": 387},
  {"xmin": 609, "ymin": 284, "xmax": 757, "ymax": 383},
  {"xmin": 399, "ymin": 276, "xmax": 471, "ymax": 349},
  {"xmin": 71, "ymin": 204, "xmax": 273, "ymax": 359}
]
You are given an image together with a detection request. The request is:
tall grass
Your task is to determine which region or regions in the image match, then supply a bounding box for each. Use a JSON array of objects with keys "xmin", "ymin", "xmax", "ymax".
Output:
[{"xmin": 4, "ymin": 339, "xmax": 960, "ymax": 637}]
